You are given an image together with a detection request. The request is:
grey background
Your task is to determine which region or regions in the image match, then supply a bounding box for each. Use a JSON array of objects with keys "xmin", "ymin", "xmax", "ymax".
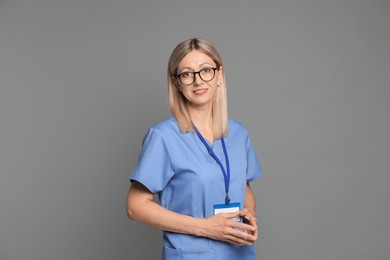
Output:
[{"xmin": 0, "ymin": 0, "xmax": 389, "ymax": 259}]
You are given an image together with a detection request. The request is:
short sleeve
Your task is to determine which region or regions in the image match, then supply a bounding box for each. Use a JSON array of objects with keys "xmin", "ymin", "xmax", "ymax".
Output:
[
  {"xmin": 130, "ymin": 128, "xmax": 175, "ymax": 193},
  {"xmin": 246, "ymin": 134, "xmax": 262, "ymax": 182}
]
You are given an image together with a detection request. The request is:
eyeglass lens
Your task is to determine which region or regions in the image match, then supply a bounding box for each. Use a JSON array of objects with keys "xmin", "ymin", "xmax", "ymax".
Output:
[{"xmin": 178, "ymin": 68, "xmax": 216, "ymax": 85}]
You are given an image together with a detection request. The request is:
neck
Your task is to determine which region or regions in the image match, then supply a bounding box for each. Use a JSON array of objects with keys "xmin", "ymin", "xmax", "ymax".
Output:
[
  {"xmin": 189, "ymin": 104, "xmax": 212, "ymax": 129},
  {"xmin": 188, "ymin": 104, "xmax": 214, "ymax": 143}
]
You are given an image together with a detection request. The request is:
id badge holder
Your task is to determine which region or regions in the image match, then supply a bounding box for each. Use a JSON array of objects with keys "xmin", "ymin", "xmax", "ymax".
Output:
[{"xmin": 213, "ymin": 202, "xmax": 241, "ymax": 222}]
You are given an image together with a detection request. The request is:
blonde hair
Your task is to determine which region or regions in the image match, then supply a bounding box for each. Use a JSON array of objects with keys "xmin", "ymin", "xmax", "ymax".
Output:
[{"xmin": 167, "ymin": 38, "xmax": 228, "ymax": 138}]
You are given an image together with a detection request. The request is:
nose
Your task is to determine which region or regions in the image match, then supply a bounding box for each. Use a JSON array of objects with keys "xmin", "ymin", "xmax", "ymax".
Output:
[{"xmin": 193, "ymin": 72, "xmax": 203, "ymax": 86}]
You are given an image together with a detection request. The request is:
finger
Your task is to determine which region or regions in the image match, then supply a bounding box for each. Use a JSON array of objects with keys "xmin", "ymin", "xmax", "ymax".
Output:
[
  {"xmin": 243, "ymin": 216, "xmax": 258, "ymax": 228},
  {"xmin": 240, "ymin": 211, "xmax": 258, "ymax": 230},
  {"xmin": 223, "ymin": 233, "xmax": 254, "ymax": 246},
  {"xmin": 239, "ymin": 208, "xmax": 249, "ymax": 215},
  {"xmin": 243, "ymin": 217, "xmax": 258, "ymax": 238},
  {"xmin": 236, "ymin": 221, "xmax": 258, "ymax": 239},
  {"xmin": 241, "ymin": 220, "xmax": 255, "ymax": 236},
  {"xmin": 229, "ymin": 228, "xmax": 257, "ymax": 243},
  {"xmin": 226, "ymin": 220, "xmax": 257, "ymax": 234},
  {"xmin": 216, "ymin": 211, "xmax": 240, "ymax": 219},
  {"xmin": 239, "ymin": 208, "xmax": 255, "ymax": 216},
  {"xmin": 239, "ymin": 210, "xmax": 257, "ymax": 220},
  {"xmin": 223, "ymin": 223, "xmax": 256, "ymax": 241}
]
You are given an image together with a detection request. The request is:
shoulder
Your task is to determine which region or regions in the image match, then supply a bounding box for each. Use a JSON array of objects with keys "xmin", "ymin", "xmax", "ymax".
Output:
[
  {"xmin": 142, "ymin": 117, "xmax": 181, "ymax": 143},
  {"xmin": 227, "ymin": 118, "xmax": 249, "ymax": 136},
  {"xmin": 150, "ymin": 117, "xmax": 179, "ymax": 133}
]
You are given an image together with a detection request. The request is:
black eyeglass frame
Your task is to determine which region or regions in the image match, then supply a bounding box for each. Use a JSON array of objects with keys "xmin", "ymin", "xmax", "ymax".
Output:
[{"xmin": 175, "ymin": 67, "xmax": 218, "ymax": 86}]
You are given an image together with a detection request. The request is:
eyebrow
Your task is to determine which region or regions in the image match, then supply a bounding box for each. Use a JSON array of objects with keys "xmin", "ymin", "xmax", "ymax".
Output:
[{"xmin": 178, "ymin": 62, "xmax": 216, "ymax": 72}]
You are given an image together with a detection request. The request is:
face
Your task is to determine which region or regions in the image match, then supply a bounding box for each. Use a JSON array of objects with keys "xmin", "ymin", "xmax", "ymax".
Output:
[{"xmin": 176, "ymin": 50, "xmax": 223, "ymax": 110}]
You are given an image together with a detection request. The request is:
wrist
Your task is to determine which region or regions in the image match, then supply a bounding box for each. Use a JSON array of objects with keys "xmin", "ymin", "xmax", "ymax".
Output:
[
  {"xmin": 191, "ymin": 217, "xmax": 206, "ymax": 237},
  {"xmin": 245, "ymin": 207, "xmax": 256, "ymax": 216}
]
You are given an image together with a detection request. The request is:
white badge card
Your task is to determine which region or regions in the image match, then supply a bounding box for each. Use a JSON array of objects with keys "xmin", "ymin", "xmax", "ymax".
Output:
[{"xmin": 213, "ymin": 202, "xmax": 241, "ymax": 222}]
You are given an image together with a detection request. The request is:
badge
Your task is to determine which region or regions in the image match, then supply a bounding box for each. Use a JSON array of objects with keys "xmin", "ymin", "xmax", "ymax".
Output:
[{"xmin": 213, "ymin": 202, "xmax": 241, "ymax": 222}]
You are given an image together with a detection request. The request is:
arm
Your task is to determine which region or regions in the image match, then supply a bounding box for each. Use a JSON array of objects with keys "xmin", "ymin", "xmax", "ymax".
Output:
[
  {"xmin": 126, "ymin": 181, "xmax": 257, "ymax": 245},
  {"xmin": 244, "ymin": 182, "xmax": 256, "ymax": 213},
  {"xmin": 126, "ymin": 181, "xmax": 199, "ymax": 235},
  {"xmin": 239, "ymin": 182, "xmax": 258, "ymax": 239}
]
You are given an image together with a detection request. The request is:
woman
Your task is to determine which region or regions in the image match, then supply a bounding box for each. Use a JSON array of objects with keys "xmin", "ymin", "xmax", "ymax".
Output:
[{"xmin": 127, "ymin": 38, "xmax": 262, "ymax": 260}]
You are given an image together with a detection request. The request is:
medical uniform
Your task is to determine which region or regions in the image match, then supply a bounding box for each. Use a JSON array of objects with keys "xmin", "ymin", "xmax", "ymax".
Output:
[{"xmin": 130, "ymin": 117, "xmax": 262, "ymax": 260}]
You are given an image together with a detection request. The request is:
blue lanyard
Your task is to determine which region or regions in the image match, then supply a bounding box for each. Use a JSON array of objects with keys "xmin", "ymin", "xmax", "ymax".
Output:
[{"xmin": 193, "ymin": 126, "xmax": 231, "ymax": 205}]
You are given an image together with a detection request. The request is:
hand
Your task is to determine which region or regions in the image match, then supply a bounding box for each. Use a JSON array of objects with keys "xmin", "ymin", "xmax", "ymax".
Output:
[
  {"xmin": 200, "ymin": 211, "xmax": 258, "ymax": 246},
  {"xmin": 239, "ymin": 208, "xmax": 258, "ymax": 240}
]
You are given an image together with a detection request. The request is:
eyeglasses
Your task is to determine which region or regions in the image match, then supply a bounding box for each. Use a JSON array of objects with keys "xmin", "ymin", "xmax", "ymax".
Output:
[{"xmin": 175, "ymin": 67, "xmax": 218, "ymax": 86}]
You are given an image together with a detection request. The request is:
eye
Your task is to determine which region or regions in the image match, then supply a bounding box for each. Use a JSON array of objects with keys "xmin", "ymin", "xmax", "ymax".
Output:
[
  {"xmin": 181, "ymin": 72, "xmax": 193, "ymax": 78},
  {"xmin": 201, "ymin": 68, "xmax": 211, "ymax": 73}
]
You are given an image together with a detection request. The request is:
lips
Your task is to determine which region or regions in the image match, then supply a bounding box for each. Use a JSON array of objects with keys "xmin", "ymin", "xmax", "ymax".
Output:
[{"xmin": 193, "ymin": 88, "xmax": 208, "ymax": 94}]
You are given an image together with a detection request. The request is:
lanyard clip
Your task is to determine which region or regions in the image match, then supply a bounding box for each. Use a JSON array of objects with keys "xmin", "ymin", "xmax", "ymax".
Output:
[{"xmin": 225, "ymin": 194, "xmax": 230, "ymax": 206}]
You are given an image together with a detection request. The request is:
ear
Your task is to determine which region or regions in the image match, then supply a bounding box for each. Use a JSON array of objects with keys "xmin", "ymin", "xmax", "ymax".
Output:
[
  {"xmin": 217, "ymin": 66, "xmax": 224, "ymax": 86},
  {"xmin": 175, "ymin": 81, "xmax": 183, "ymax": 92},
  {"xmin": 172, "ymin": 76, "xmax": 182, "ymax": 92}
]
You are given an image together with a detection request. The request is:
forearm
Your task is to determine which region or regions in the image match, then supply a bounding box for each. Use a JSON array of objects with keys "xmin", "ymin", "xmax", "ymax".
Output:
[
  {"xmin": 129, "ymin": 198, "xmax": 204, "ymax": 236},
  {"xmin": 244, "ymin": 183, "xmax": 256, "ymax": 212},
  {"xmin": 127, "ymin": 182, "xmax": 203, "ymax": 236},
  {"xmin": 127, "ymin": 182, "xmax": 257, "ymax": 245}
]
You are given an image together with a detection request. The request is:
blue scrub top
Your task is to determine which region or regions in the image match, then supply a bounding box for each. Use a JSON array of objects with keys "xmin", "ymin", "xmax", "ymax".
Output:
[{"xmin": 130, "ymin": 117, "xmax": 262, "ymax": 260}]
